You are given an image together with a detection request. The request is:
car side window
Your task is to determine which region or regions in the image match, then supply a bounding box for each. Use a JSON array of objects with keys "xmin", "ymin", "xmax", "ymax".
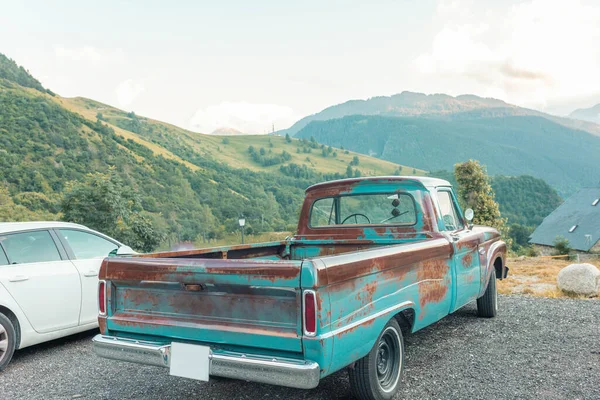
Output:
[
  {"xmin": 58, "ymin": 229, "xmax": 119, "ymax": 259},
  {"xmin": 438, "ymin": 190, "xmax": 464, "ymax": 231},
  {"xmin": 0, "ymin": 230, "xmax": 62, "ymax": 264},
  {"xmin": 0, "ymin": 246, "xmax": 8, "ymax": 265}
]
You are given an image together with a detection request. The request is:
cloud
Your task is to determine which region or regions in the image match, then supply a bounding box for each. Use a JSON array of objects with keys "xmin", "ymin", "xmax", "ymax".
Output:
[
  {"xmin": 54, "ymin": 46, "xmax": 126, "ymax": 66},
  {"xmin": 415, "ymin": 0, "xmax": 600, "ymax": 108},
  {"xmin": 115, "ymin": 79, "xmax": 145, "ymax": 108},
  {"xmin": 189, "ymin": 101, "xmax": 300, "ymax": 134}
]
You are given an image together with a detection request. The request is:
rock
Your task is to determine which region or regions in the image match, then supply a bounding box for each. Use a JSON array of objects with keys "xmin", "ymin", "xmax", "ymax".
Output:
[{"xmin": 557, "ymin": 263, "xmax": 600, "ymax": 296}]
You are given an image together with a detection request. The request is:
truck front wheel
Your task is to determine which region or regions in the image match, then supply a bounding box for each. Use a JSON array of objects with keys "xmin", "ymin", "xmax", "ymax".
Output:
[
  {"xmin": 477, "ymin": 272, "xmax": 498, "ymax": 318},
  {"xmin": 348, "ymin": 318, "xmax": 404, "ymax": 400}
]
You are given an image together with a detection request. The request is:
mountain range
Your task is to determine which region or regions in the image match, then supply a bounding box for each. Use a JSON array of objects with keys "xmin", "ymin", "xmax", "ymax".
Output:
[
  {"xmin": 274, "ymin": 92, "xmax": 600, "ymax": 196},
  {"xmin": 277, "ymin": 91, "xmax": 600, "ymax": 138},
  {"xmin": 569, "ymin": 103, "xmax": 600, "ymax": 124}
]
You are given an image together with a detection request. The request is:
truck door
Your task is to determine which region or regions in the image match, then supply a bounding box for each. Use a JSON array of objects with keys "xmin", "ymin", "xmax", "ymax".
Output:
[{"xmin": 436, "ymin": 189, "xmax": 481, "ymax": 311}]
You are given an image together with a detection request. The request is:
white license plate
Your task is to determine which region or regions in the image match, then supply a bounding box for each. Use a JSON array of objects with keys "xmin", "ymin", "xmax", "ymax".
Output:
[{"xmin": 169, "ymin": 342, "xmax": 210, "ymax": 381}]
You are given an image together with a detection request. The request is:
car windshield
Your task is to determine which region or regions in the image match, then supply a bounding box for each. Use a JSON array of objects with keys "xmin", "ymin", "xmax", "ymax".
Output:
[{"xmin": 310, "ymin": 193, "xmax": 416, "ymax": 227}]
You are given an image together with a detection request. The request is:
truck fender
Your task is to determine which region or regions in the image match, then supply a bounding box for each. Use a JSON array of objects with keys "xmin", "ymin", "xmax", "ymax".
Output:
[{"xmin": 479, "ymin": 241, "xmax": 507, "ymax": 298}]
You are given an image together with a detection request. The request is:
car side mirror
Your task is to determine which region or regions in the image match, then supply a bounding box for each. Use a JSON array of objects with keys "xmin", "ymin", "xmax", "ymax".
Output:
[
  {"xmin": 116, "ymin": 245, "xmax": 137, "ymax": 256},
  {"xmin": 464, "ymin": 208, "xmax": 474, "ymax": 229}
]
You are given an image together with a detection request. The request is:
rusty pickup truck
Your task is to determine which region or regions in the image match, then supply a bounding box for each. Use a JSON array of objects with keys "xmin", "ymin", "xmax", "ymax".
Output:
[{"xmin": 92, "ymin": 176, "xmax": 507, "ymax": 400}]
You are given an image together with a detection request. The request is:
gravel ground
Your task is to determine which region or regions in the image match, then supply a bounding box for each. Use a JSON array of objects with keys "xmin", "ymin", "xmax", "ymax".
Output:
[{"xmin": 2, "ymin": 295, "xmax": 599, "ymax": 400}]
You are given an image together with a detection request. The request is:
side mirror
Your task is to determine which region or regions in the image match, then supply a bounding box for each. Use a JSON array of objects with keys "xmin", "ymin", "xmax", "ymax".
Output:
[
  {"xmin": 116, "ymin": 245, "xmax": 137, "ymax": 256},
  {"xmin": 464, "ymin": 208, "xmax": 474, "ymax": 229}
]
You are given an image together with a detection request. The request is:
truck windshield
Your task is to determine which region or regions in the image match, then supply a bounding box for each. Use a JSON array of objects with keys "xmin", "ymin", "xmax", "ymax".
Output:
[{"xmin": 310, "ymin": 193, "xmax": 416, "ymax": 227}]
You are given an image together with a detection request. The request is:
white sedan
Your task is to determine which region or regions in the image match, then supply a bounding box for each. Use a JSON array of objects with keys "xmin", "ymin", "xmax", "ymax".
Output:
[{"xmin": 0, "ymin": 221, "xmax": 134, "ymax": 370}]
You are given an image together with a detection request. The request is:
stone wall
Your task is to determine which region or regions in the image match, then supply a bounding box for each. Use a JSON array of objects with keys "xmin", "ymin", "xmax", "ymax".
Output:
[
  {"xmin": 533, "ymin": 241, "xmax": 600, "ymax": 262},
  {"xmin": 590, "ymin": 241, "xmax": 600, "ymax": 254}
]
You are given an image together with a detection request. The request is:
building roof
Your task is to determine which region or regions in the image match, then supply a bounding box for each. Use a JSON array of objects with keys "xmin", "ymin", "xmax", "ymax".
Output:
[
  {"xmin": 529, "ymin": 188, "xmax": 600, "ymax": 251},
  {"xmin": 0, "ymin": 221, "xmax": 89, "ymax": 235},
  {"xmin": 306, "ymin": 176, "xmax": 452, "ymax": 193}
]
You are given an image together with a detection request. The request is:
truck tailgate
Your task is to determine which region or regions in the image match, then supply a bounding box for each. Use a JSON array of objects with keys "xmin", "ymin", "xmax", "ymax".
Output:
[{"xmin": 101, "ymin": 257, "xmax": 303, "ymax": 353}]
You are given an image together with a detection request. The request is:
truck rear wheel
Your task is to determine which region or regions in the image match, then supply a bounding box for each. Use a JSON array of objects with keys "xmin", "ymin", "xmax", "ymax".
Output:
[
  {"xmin": 348, "ymin": 318, "xmax": 404, "ymax": 400},
  {"xmin": 0, "ymin": 312, "xmax": 17, "ymax": 371},
  {"xmin": 477, "ymin": 272, "xmax": 498, "ymax": 318}
]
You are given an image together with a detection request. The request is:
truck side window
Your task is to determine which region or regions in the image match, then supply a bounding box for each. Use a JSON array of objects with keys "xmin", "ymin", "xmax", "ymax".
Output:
[
  {"xmin": 310, "ymin": 198, "xmax": 337, "ymax": 227},
  {"xmin": 438, "ymin": 191, "xmax": 464, "ymax": 231}
]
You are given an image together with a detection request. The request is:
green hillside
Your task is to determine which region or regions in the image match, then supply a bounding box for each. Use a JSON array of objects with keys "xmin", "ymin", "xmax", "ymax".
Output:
[
  {"xmin": 61, "ymin": 96, "xmax": 418, "ymax": 177},
  {"xmin": 0, "ymin": 54, "xmax": 48, "ymax": 93},
  {"xmin": 0, "ymin": 54, "xmax": 419, "ymax": 247},
  {"xmin": 490, "ymin": 175, "xmax": 562, "ymax": 227},
  {"xmin": 296, "ymin": 114, "xmax": 600, "ymax": 196}
]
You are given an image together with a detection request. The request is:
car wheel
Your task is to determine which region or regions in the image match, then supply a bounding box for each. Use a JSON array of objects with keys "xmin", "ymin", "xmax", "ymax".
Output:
[
  {"xmin": 477, "ymin": 272, "xmax": 498, "ymax": 318},
  {"xmin": 0, "ymin": 312, "xmax": 17, "ymax": 371},
  {"xmin": 348, "ymin": 318, "xmax": 404, "ymax": 400}
]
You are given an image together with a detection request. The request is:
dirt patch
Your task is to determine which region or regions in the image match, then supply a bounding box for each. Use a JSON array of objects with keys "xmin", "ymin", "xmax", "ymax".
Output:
[{"xmin": 498, "ymin": 257, "xmax": 600, "ymax": 299}]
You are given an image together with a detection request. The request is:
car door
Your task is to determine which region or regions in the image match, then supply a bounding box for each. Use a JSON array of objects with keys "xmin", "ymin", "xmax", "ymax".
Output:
[
  {"xmin": 436, "ymin": 189, "xmax": 481, "ymax": 311},
  {"xmin": 55, "ymin": 229, "xmax": 120, "ymax": 325},
  {"xmin": 0, "ymin": 230, "xmax": 81, "ymax": 333}
]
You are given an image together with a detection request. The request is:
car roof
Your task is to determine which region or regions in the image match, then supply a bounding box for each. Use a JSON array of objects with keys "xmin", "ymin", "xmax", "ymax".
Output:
[
  {"xmin": 305, "ymin": 176, "xmax": 452, "ymax": 193},
  {"xmin": 0, "ymin": 221, "xmax": 91, "ymax": 235}
]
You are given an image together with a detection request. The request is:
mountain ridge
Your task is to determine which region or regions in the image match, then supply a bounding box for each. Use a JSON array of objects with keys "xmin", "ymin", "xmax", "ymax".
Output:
[
  {"xmin": 569, "ymin": 103, "xmax": 600, "ymax": 124},
  {"xmin": 277, "ymin": 91, "xmax": 600, "ymax": 138}
]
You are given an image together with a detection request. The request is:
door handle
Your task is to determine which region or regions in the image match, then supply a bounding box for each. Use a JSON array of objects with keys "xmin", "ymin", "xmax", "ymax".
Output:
[
  {"xmin": 450, "ymin": 234, "xmax": 460, "ymax": 242},
  {"xmin": 83, "ymin": 271, "xmax": 98, "ymax": 277},
  {"xmin": 8, "ymin": 275, "xmax": 29, "ymax": 282}
]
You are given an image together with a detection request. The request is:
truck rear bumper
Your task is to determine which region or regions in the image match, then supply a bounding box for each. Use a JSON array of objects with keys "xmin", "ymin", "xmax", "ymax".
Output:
[{"xmin": 92, "ymin": 334, "xmax": 320, "ymax": 389}]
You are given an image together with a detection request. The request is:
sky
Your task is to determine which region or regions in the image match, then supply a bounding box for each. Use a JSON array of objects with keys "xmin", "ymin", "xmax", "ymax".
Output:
[{"xmin": 1, "ymin": 0, "xmax": 599, "ymax": 134}]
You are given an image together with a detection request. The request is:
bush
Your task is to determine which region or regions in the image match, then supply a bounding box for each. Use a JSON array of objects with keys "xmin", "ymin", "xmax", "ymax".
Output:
[
  {"xmin": 526, "ymin": 246, "xmax": 540, "ymax": 257},
  {"xmin": 553, "ymin": 236, "xmax": 571, "ymax": 255}
]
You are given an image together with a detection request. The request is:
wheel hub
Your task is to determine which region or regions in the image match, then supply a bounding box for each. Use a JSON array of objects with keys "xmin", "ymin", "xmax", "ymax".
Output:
[
  {"xmin": 376, "ymin": 328, "xmax": 401, "ymax": 392},
  {"xmin": 0, "ymin": 323, "xmax": 8, "ymax": 363}
]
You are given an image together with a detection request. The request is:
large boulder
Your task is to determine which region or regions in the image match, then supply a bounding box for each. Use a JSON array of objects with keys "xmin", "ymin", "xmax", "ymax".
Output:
[{"xmin": 557, "ymin": 263, "xmax": 600, "ymax": 296}]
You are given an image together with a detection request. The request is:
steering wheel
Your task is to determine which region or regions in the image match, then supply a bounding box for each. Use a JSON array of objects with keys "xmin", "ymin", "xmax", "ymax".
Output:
[{"xmin": 342, "ymin": 213, "xmax": 371, "ymax": 224}]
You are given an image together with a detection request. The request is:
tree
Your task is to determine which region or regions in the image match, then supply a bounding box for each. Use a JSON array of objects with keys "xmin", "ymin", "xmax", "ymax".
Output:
[
  {"xmin": 346, "ymin": 165, "xmax": 353, "ymax": 178},
  {"xmin": 285, "ymin": 133, "xmax": 292, "ymax": 143},
  {"xmin": 60, "ymin": 170, "xmax": 164, "ymax": 252},
  {"xmin": 0, "ymin": 185, "xmax": 57, "ymax": 222},
  {"xmin": 454, "ymin": 160, "xmax": 511, "ymax": 246}
]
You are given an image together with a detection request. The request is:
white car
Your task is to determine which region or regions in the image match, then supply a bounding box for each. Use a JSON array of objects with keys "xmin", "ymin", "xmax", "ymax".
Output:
[{"xmin": 0, "ymin": 221, "xmax": 134, "ymax": 370}]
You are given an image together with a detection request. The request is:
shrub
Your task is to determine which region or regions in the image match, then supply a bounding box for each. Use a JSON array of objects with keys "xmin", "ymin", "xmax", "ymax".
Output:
[{"xmin": 553, "ymin": 236, "xmax": 571, "ymax": 255}]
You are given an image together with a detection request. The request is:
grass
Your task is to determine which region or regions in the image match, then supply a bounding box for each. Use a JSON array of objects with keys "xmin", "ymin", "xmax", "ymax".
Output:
[
  {"xmin": 57, "ymin": 96, "xmax": 425, "ymax": 178},
  {"xmin": 55, "ymin": 97, "xmax": 201, "ymax": 171},
  {"xmin": 498, "ymin": 256, "xmax": 600, "ymax": 299}
]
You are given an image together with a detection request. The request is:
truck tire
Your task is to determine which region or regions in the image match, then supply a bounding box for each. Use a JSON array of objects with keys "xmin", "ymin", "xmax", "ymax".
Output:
[
  {"xmin": 0, "ymin": 312, "xmax": 17, "ymax": 371},
  {"xmin": 348, "ymin": 318, "xmax": 404, "ymax": 400},
  {"xmin": 477, "ymin": 272, "xmax": 498, "ymax": 318}
]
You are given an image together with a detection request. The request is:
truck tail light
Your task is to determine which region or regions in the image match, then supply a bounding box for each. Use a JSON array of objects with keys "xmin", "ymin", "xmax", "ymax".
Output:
[
  {"xmin": 303, "ymin": 290, "xmax": 317, "ymax": 336},
  {"xmin": 98, "ymin": 280, "xmax": 106, "ymax": 315}
]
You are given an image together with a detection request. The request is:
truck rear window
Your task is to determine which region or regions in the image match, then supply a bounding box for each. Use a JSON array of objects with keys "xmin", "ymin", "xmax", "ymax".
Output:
[{"xmin": 310, "ymin": 193, "xmax": 416, "ymax": 227}]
